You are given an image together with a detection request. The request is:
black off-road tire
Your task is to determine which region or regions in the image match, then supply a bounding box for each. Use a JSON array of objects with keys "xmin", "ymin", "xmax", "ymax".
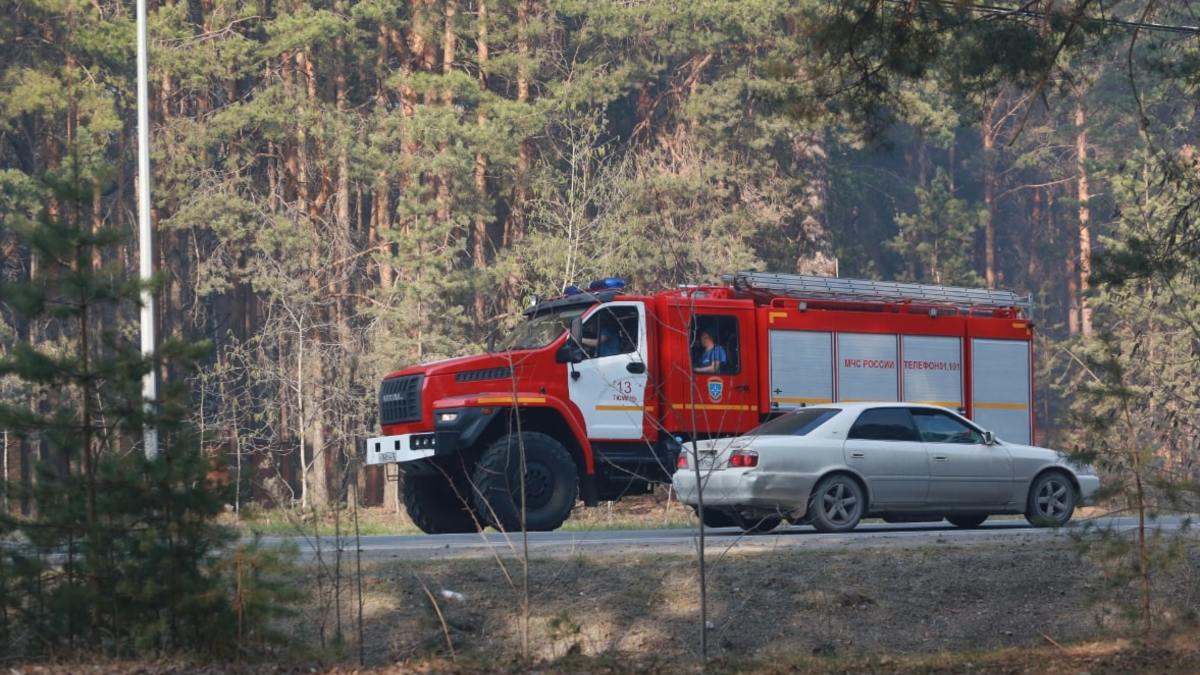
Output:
[
  {"xmin": 1025, "ymin": 471, "xmax": 1076, "ymax": 527},
  {"xmin": 693, "ymin": 506, "xmax": 738, "ymax": 529},
  {"xmin": 473, "ymin": 432, "xmax": 578, "ymax": 532},
  {"xmin": 402, "ymin": 471, "xmax": 481, "ymax": 534},
  {"xmin": 808, "ymin": 474, "xmax": 866, "ymax": 533},
  {"xmin": 734, "ymin": 513, "xmax": 782, "ymax": 534},
  {"xmin": 946, "ymin": 514, "xmax": 989, "ymax": 529}
]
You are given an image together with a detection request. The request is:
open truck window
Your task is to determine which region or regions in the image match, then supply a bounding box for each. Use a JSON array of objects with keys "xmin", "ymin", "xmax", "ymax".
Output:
[
  {"xmin": 580, "ymin": 305, "xmax": 639, "ymax": 358},
  {"xmin": 689, "ymin": 315, "xmax": 740, "ymax": 374}
]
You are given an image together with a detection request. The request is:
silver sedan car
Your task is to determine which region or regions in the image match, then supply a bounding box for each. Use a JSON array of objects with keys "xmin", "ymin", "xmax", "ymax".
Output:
[{"xmin": 672, "ymin": 403, "xmax": 1100, "ymax": 534}]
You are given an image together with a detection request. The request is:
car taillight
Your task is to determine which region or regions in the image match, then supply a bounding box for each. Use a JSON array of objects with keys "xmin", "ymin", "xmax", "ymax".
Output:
[
  {"xmin": 677, "ymin": 453, "xmax": 689, "ymax": 470},
  {"xmin": 728, "ymin": 450, "xmax": 758, "ymax": 468}
]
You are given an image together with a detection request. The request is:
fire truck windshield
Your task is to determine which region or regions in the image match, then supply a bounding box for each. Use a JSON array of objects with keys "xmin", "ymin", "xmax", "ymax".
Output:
[{"xmin": 501, "ymin": 306, "xmax": 587, "ymax": 350}]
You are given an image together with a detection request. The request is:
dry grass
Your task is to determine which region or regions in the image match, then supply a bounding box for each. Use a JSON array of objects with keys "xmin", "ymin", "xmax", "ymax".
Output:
[
  {"xmin": 8, "ymin": 634, "xmax": 1200, "ymax": 673},
  {"xmin": 272, "ymin": 537, "xmax": 1200, "ymax": 667}
]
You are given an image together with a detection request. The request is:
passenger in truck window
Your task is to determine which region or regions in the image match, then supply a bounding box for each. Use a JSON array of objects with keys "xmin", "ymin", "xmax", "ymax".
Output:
[{"xmin": 693, "ymin": 330, "xmax": 727, "ymax": 373}]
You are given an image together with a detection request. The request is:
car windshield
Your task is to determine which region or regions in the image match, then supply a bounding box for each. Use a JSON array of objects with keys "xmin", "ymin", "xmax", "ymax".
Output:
[
  {"xmin": 751, "ymin": 408, "xmax": 839, "ymax": 436},
  {"xmin": 500, "ymin": 306, "xmax": 588, "ymax": 350}
]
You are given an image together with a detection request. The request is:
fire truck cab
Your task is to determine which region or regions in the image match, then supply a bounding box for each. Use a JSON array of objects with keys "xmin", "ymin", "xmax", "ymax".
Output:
[{"xmin": 366, "ymin": 271, "xmax": 1034, "ymax": 534}]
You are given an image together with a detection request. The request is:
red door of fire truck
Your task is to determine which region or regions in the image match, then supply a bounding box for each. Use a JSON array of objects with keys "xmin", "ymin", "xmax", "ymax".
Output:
[{"xmin": 661, "ymin": 301, "xmax": 759, "ymax": 435}]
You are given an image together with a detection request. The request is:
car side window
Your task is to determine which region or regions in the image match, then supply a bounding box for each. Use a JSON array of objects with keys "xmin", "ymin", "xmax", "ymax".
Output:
[
  {"xmin": 579, "ymin": 305, "xmax": 639, "ymax": 359},
  {"xmin": 911, "ymin": 409, "xmax": 985, "ymax": 444},
  {"xmin": 847, "ymin": 408, "xmax": 920, "ymax": 442}
]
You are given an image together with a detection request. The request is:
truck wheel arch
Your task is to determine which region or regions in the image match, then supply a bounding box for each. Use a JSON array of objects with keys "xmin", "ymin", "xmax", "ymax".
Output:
[{"xmin": 463, "ymin": 397, "xmax": 598, "ymax": 505}]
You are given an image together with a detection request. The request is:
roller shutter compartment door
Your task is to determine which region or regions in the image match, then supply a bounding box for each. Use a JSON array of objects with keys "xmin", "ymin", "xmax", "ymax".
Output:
[
  {"xmin": 768, "ymin": 330, "xmax": 833, "ymax": 410},
  {"xmin": 901, "ymin": 335, "xmax": 963, "ymax": 409},
  {"xmin": 970, "ymin": 338, "xmax": 1032, "ymax": 444},
  {"xmin": 836, "ymin": 333, "xmax": 899, "ymax": 403}
]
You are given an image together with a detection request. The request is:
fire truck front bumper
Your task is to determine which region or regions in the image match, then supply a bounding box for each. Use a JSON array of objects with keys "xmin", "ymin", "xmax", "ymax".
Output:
[
  {"xmin": 365, "ymin": 432, "xmax": 439, "ymax": 465},
  {"xmin": 366, "ymin": 406, "xmax": 499, "ymax": 465},
  {"xmin": 672, "ymin": 469, "xmax": 815, "ymax": 519}
]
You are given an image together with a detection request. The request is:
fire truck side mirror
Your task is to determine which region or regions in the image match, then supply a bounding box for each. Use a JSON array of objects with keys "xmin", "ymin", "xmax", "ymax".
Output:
[
  {"xmin": 569, "ymin": 316, "xmax": 583, "ymax": 343},
  {"xmin": 556, "ymin": 343, "xmax": 584, "ymax": 364}
]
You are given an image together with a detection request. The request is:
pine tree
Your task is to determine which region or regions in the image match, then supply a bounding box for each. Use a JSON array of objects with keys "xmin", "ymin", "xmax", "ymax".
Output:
[{"xmin": 0, "ymin": 160, "xmax": 296, "ymax": 657}]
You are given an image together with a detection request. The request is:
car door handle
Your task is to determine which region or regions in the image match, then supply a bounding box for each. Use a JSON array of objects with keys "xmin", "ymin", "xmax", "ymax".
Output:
[
  {"xmin": 933, "ymin": 455, "xmax": 950, "ymax": 462},
  {"xmin": 626, "ymin": 362, "xmax": 646, "ymax": 374},
  {"xmin": 850, "ymin": 451, "xmax": 865, "ymax": 459}
]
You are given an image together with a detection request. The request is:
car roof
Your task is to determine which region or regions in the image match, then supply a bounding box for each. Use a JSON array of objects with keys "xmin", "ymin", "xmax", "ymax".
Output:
[{"xmin": 802, "ymin": 402, "xmax": 958, "ymax": 413}]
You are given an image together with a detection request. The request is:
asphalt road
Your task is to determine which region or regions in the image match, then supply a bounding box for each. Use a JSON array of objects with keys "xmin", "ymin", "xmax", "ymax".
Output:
[{"xmin": 267, "ymin": 515, "xmax": 1193, "ymax": 561}]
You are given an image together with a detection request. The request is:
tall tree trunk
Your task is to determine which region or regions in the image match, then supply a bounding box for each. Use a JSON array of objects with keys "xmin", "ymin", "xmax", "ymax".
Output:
[
  {"xmin": 473, "ymin": 0, "xmax": 490, "ymax": 324},
  {"xmin": 503, "ymin": 0, "xmax": 531, "ymax": 311},
  {"xmin": 332, "ymin": 24, "xmax": 354, "ymax": 506},
  {"xmin": 436, "ymin": 0, "xmax": 457, "ymax": 234},
  {"xmin": 1028, "ymin": 187, "xmax": 1042, "ymax": 289},
  {"xmin": 1075, "ymin": 102, "xmax": 1094, "ymax": 336},
  {"xmin": 1064, "ymin": 190, "xmax": 1081, "ymax": 335},
  {"xmin": 373, "ymin": 24, "xmax": 395, "ymax": 291},
  {"xmin": 982, "ymin": 102, "xmax": 997, "ymax": 289},
  {"xmin": 91, "ymin": 180, "xmax": 103, "ymax": 271},
  {"xmin": 506, "ymin": 0, "xmax": 531, "ymax": 251}
]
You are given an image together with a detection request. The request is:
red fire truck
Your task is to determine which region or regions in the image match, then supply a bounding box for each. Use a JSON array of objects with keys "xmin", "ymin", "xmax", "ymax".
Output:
[{"xmin": 366, "ymin": 271, "xmax": 1034, "ymax": 534}]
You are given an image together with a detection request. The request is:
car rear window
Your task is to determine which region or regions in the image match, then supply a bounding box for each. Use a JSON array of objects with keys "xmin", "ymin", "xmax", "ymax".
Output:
[{"xmin": 751, "ymin": 408, "xmax": 839, "ymax": 436}]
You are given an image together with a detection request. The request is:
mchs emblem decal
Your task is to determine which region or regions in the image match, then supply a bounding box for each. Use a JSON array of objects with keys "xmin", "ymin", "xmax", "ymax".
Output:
[{"xmin": 707, "ymin": 377, "xmax": 724, "ymax": 403}]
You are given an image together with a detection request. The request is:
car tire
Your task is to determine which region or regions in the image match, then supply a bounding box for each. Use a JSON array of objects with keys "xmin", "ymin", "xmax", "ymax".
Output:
[
  {"xmin": 473, "ymin": 432, "xmax": 578, "ymax": 532},
  {"xmin": 1025, "ymin": 471, "xmax": 1076, "ymax": 527},
  {"xmin": 808, "ymin": 474, "xmax": 865, "ymax": 533},
  {"xmin": 734, "ymin": 513, "xmax": 782, "ymax": 534},
  {"xmin": 693, "ymin": 506, "xmax": 737, "ymax": 529},
  {"xmin": 946, "ymin": 514, "xmax": 988, "ymax": 528},
  {"xmin": 403, "ymin": 470, "xmax": 481, "ymax": 534}
]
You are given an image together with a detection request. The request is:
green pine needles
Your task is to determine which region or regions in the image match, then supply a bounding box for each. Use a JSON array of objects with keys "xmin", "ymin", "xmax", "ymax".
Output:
[{"xmin": 0, "ymin": 160, "xmax": 299, "ymax": 659}]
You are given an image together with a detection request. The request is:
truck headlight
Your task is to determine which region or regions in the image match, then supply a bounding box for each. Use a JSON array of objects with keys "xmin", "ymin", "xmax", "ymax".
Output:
[{"xmin": 437, "ymin": 411, "xmax": 460, "ymax": 424}]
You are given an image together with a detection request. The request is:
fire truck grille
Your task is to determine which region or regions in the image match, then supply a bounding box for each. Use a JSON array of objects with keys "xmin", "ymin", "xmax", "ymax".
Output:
[
  {"xmin": 455, "ymin": 366, "xmax": 513, "ymax": 382},
  {"xmin": 379, "ymin": 375, "xmax": 423, "ymax": 425}
]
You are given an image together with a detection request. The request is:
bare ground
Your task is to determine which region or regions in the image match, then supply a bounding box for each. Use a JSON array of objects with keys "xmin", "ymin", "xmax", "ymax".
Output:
[{"xmin": 280, "ymin": 537, "xmax": 1200, "ymax": 668}]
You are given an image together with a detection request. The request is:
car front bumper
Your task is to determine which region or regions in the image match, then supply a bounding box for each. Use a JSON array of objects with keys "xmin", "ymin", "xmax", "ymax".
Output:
[
  {"xmin": 672, "ymin": 468, "xmax": 817, "ymax": 517},
  {"xmin": 1077, "ymin": 474, "xmax": 1101, "ymax": 502}
]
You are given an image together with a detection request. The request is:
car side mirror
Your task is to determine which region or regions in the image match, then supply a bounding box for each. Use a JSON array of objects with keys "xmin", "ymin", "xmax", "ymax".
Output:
[{"xmin": 982, "ymin": 430, "xmax": 996, "ymax": 445}]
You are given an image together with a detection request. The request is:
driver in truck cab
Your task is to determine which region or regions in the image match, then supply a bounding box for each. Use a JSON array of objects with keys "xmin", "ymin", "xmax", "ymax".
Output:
[
  {"xmin": 579, "ymin": 318, "xmax": 621, "ymax": 357},
  {"xmin": 693, "ymin": 329, "xmax": 727, "ymax": 373}
]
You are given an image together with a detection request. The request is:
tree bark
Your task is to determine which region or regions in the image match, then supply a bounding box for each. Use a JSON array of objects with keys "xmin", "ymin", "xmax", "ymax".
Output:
[
  {"xmin": 982, "ymin": 101, "xmax": 997, "ymax": 289},
  {"xmin": 333, "ymin": 22, "xmax": 354, "ymax": 506},
  {"xmin": 1064, "ymin": 191, "xmax": 1081, "ymax": 335},
  {"xmin": 473, "ymin": 0, "xmax": 490, "ymax": 324},
  {"xmin": 373, "ymin": 24, "xmax": 395, "ymax": 291},
  {"xmin": 1028, "ymin": 187, "xmax": 1041, "ymax": 288},
  {"xmin": 436, "ymin": 0, "xmax": 457, "ymax": 234},
  {"xmin": 506, "ymin": 0, "xmax": 531, "ymax": 251},
  {"xmin": 1075, "ymin": 102, "xmax": 1094, "ymax": 336}
]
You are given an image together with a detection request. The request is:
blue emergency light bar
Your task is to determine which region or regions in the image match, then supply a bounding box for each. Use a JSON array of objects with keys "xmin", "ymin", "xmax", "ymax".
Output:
[
  {"xmin": 588, "ymin": 277, "xmax": 626, "ymax": 291},
  {"xmin": 559, "ymin": 277, "xmax": 624, "ymax": 299}
]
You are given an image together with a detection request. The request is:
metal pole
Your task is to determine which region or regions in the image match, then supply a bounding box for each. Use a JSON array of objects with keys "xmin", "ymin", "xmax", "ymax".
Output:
[{"xmin": 136, "ymin": 0, "xmax": 159, "ymax": 460}]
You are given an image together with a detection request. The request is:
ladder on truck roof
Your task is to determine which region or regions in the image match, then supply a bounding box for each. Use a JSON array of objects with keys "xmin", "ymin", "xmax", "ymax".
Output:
[{"xmin": 723, "ymin": 271, "xmax": 1033, "ymax": 316}]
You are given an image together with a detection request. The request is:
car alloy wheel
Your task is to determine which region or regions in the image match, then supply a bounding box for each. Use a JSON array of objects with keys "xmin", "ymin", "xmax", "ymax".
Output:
[
  {"xmin": 822, "ymin": 482, "xmax": 859, "ymax": 524},
  {"xmin": 1026, "ymin": 472, "xmax": 1076, "ymax": 527},
  {"xmin": 809, "ymin": 474, "xmax": 865, "ymax": 533}
]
